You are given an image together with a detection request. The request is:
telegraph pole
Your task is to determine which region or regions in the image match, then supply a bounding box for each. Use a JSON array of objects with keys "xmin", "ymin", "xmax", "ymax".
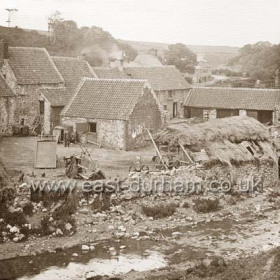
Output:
[{"xmin": 5, "ymin": 9, "xmax": 18, "ymax": 27}]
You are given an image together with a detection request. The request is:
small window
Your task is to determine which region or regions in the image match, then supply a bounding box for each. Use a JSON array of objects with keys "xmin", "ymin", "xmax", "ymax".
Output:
[
  {"xmin": 89, "ymin": 122, "xmax": 97, "ymax": 133},
  {"xmin": 164, "ymin": 105, "xmax": 167, "ymax": 110},
  {"xmin": 168, "ymin": 91, "xmax": 173, "ymax": 98}
]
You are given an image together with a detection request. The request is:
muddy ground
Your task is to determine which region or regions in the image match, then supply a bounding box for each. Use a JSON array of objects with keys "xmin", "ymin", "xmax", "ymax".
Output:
[{"xmin": 1, "ymin": 136, "xmax": 280, "ymax": 279}]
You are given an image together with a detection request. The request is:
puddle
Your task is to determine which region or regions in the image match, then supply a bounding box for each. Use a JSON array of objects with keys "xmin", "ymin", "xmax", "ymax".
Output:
[
  {"xmin": 1, "ymin": 215, "xmax": 280, "ymax": 279},
  {"xmin": 18, "ymin": 252, "xmax": 166, "ymax": 280}
]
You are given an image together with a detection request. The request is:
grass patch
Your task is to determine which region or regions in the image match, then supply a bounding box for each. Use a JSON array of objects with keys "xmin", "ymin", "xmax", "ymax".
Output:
[
  {"xmin": 193, "ymin": 198, "xmax": 220, "ymax": 213},
  {"xmin": 142, "ymin": 202, "xmax": 177, "ymax": 219}
]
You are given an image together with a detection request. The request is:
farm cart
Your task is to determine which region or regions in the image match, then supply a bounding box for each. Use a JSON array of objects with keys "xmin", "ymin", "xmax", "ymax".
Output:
[{"xmin": 147, "ymin": 129, "xmax": 193, "ymax": 170}]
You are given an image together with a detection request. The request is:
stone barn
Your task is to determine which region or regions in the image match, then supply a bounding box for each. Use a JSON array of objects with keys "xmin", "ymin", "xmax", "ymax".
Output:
[
  {"xmin": 124, "ymin": 66, "xmax": 191, "ymax": 119},
  {"xmin": 0, "ymin": 75, "xmax": 16, "ymax": 135},
  {"xmin": 0, "ymin": 42, "xmax": 64, "ymax": 129},
  {"xmin": 39, "ymin": 56, "xmax": 96, "ymax": 134},
  {"xmin": 61, "ymin": 78, "xmax": 164, "ymax": 150},
  {"xmin": 184, "ymin": 87, "xmax": 280, "ymax": 125}
]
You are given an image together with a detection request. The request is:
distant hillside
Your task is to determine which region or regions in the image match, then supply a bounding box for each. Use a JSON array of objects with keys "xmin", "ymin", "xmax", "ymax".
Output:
[
  {"xmin": 124, "ymin": 40, "xmax": 240, "ymax": 70},
  {"xmin": 0, "ymin": 25, "xmax": 137, "ymax": 66}
]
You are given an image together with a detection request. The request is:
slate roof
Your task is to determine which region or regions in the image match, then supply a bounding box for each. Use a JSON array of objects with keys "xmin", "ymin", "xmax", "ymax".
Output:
[
  {"xmin": 124, "ymin": 66, "xmax": 190, "ymax": 91},
  {"xmin": 184, "ymin": 87, "xmax": 280, "ymax": 111},
  {"xmin": 0, "ymin": 75, "xmax": 16, "ymax": 97},
  {"xmin": 41, "ymin": 56, "xmax": 96, "ymax": 107},
  {"xmin": 92, "ymin": 67, "xmax": 128, "ymax": 79},
  {"xmin": 8, "ymin": 47, "xmax": 64, "ymax": 85},
  {"xmin": 62, "ymin": 79, "xmax": 148, "ymax": 120}
]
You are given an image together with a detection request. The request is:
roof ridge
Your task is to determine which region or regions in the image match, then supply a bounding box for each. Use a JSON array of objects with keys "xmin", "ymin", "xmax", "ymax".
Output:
[
  {"xmin": 193, "ymin": 87, "xmax": 280, "ymax": 91},
  {"xmin": 51, "ymin": 56, "xmax": 85, "ymax": 61},
  {"xmin": 10, "ymin": 46, "xmax": 47, "ymax": 51},
  {"xmin": 83, "ymin": 77, "xmax": 147, "ymax": 83}
]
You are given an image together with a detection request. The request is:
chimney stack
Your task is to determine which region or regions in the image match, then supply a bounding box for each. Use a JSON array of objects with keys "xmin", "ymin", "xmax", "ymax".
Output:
[{"xmin": 0, "ymin": 40, "xmax": 9, "ymax": 67}]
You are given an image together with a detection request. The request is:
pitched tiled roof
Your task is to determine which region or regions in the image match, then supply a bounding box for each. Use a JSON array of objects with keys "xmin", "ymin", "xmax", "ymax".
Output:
[
  {"xmin": 124, "ymin": 66, "xmax": 190, "ymax": 91},
  {"xmin": 62, "ymin": 79, "xmax": 147, "ymax": 120},
  {"xmin": 133, "ymin": 54, "xmax": 163, "ymax": 67},
  {"xmin": 0, "ymin": 75, "xmax": 15, "ymax": 97},
  {"xmin": 92, "ymin": 67, "xmax": 128, "ymax": 79},
  {"xmin": 8, "ymin": 47, "xmax": 64, "ymax": 85},
  {"xmin": 40, "ymin": 57, "xmax": 96, "ymax": 107},
  {"xmin": 40, "ymin": 88, "xmax": 67, "ymax": 107},
  {"xmin": 184, "ymin": 87, "xmax": 280, "ymax": 110}
]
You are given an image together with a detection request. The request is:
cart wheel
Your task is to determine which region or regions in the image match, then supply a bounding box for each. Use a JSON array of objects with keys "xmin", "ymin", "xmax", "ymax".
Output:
[
  {"xmin": 141, "ymin": 165, "xmax": 149, "ymax": 171},
  {"xmin": 129, "ymin": 164, "xmax": 137, "ymax": 173}
]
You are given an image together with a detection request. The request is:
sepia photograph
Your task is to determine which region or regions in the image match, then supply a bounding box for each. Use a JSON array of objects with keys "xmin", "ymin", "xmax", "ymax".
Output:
[{"xmin": 0, "ymin": 0, "xmax": 279, "ymax": 279}]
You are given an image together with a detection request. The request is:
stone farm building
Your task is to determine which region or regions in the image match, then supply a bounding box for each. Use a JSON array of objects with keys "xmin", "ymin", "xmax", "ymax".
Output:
[
  {"xmin": 0, "ymin": 42, "xmax": 64, "ymax": 129},
  {"xmin": 184, "ymin": 87, "xmax": 280, "ymax": 125},
  {"xmin": 39, "ymin": 57, "xmax": 96, "ymax": 134},
  {"xmin": 0, "ymin": 75, "xmax": 16, "ymax": 135},
  {"xmin": 155, "ymin": 116, "xmax": 278, "ymax": 188},
  {"xmin": 61, "ymin": 79, "xmax": 164, "ymax": 150},
  {"xmin": 124, "ymin": 66, "xmax": 191, "ymax": 119}
]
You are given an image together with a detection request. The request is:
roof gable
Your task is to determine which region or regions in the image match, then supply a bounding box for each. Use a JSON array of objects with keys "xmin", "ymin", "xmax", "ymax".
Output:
[
  {"xmin": 184, "ymin": 87, "xmax": 280, "ymax": 111},
  {"xmin": 124, "ymin": 66, "xmax": 190, "ymax": 91},
  {"xmin": 40, "ymin": 56, "xmax": 96, "ymax": 107},
  {"xmin": 0, "ymin": 75, "xmax": 16, "ymax": 97},
  {"xmin": 8, "ymin": 47, "xmax": 64, "ymax": 85},
  {"xmin": 62, "ymin": 78, "xmax": 148, "ymax": 120}
]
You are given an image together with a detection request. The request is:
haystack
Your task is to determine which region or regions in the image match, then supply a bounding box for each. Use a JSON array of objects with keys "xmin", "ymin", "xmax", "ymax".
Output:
[{"xmin": 155, "ymin": 116, "xmax": 277, "ymax": 166}]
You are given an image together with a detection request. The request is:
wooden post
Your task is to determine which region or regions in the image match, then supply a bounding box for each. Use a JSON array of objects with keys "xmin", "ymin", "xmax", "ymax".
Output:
[{"xmin": 146, "ymin": 129, "xmax": 168, "ymax": 169}]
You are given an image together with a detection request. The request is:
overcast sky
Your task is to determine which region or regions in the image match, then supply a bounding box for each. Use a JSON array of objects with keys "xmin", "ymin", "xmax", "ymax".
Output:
[{"xmin": 0, "ymin": 0, "xmax": 279, "ymax": 47}]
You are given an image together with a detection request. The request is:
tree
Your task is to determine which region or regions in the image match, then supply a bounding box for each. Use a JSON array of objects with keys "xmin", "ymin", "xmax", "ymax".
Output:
[
  {"xmin": 164, "ymin": 43, "xmax": 197, "ymax": 74},
  {"xmin": 229, "ymin": 42, "xmax": 280, "ymax": 87},
  {"xmin": 49, "ymin": 18, "xmax": 81, "ymax": 54}
]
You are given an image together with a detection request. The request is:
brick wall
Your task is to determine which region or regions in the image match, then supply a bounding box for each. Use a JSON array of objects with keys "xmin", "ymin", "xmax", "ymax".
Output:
[
  {"xmin": 126, "ymin": 88, "xmax": 163, "ymax": 150},
  {"xmin": 0, "ymin": 96, "xmax": 15, "ymax": 135}
]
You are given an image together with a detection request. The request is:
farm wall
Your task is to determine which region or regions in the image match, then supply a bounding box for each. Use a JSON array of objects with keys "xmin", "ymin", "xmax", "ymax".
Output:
[{"xmin": 126, "ymin": 88, "xmax": 163, "ymax": 150}]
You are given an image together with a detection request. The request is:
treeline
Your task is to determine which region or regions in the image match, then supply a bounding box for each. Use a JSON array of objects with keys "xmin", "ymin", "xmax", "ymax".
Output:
[
  {"xmin": 228, "ymin": 41, "xmax": 280, "ymax": 87},
  {"xmin": 0, "ymin": 12, "xmax": 138, "ymax": 66}
]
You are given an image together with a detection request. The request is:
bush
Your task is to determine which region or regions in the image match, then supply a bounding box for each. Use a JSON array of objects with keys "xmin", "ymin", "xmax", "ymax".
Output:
[
  {"xmin": 0, "ymin": 186, "xmax": 15, "ymax": 211},
  {"xmin": 52, "ymin": 196, "xmax": 78, "ymax": 222},
  {"xmin": 187, "ymin": 257, "xmax": 227, "ymax": 278},
  {"xmin": 2, "ymin": 211, "xmax": 27, "ymax": 226},
  {"xmin": 193, "ymin": 198, "xmax": 220, "ymax": 213},
  {"xmin": 23, "ymin": 203, "xmax": 34, "ymax": 216},
  {"xmin": 142, "ymin": 202, "xmax": 177, "ymax": 219}
]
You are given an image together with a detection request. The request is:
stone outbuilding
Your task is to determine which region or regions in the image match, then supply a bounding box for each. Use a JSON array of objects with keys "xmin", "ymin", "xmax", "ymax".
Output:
[
  {"xmin": 184, "ymin": 87, "xmax": 280, "ymax": 125},
  {"xmin": 61, "ymin": 78, "xmax": 164, "ymax": 150},
  {"xmin": 39, "ymin": 56, "xmax": 96, "ymax": 134},
  {"xmin": 0, "ymin": 74, "xmax": 16, "ymax": 135},
  {"xmin": 0, "ymin": 42, "xmax": 64, "ymax": 129},
  {"xmin": 124, "ymin": 66, "xmax": 190, "ymax": 119}
]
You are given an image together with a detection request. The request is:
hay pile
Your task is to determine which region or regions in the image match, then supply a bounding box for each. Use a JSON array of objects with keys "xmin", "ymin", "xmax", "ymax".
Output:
[{"xmin": 155, "ymin": 116, "xmax": 276, "ymax": 165}]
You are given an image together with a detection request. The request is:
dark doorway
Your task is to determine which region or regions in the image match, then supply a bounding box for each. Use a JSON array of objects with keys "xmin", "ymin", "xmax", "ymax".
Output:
[
  {"xmin": 173, "ymin": 102, "xmax": 177, "ymax": 118},
  {"xmin": 258, "ymin": 111, "xmax": 273, "ymax": 124}
]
